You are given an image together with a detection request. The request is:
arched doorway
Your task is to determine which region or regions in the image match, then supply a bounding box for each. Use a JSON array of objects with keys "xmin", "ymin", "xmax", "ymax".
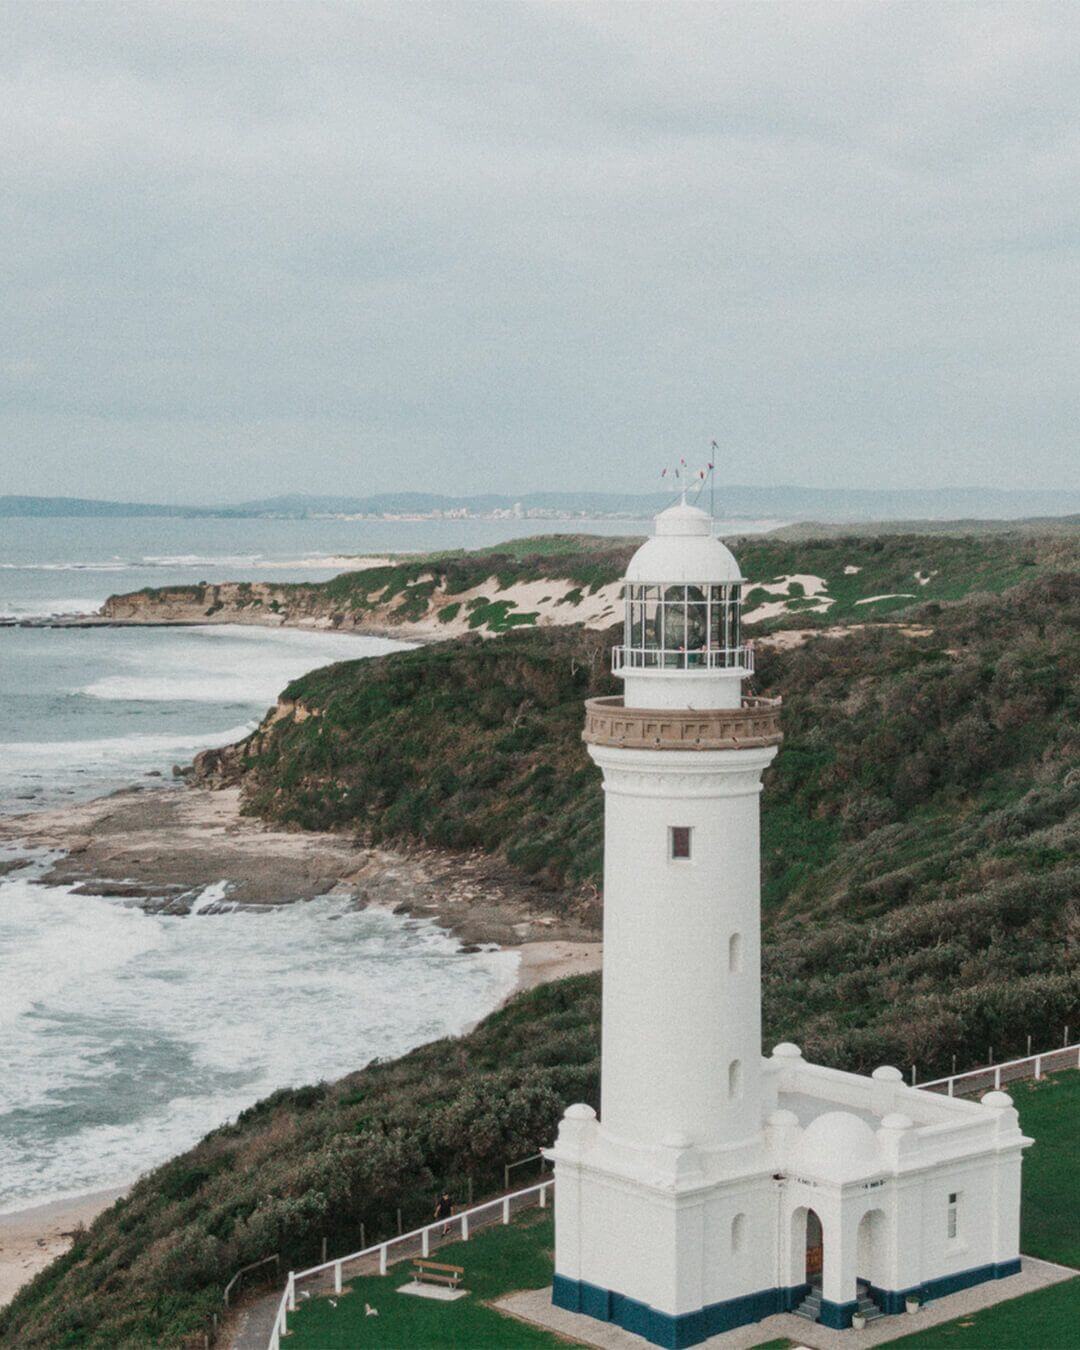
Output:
[
  {"xmin": 806, "ymin": 1209, "xmax": 824, "ymax": 1286},
  {"xmin": 789, "ymin": 1206, "xmax": 825, "ymax": 1289}
]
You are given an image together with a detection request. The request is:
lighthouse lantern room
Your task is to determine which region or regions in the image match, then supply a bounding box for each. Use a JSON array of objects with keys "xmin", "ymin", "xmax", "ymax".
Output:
[{"xmin": 548, "ymin": 500, "xmax": 1030, "ymax": 1346}]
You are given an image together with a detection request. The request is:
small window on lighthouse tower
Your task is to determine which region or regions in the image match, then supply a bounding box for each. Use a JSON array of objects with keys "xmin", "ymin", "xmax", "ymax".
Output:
[
  {"xmin": 729, "ymin": 932, "xmax": 743, "ymax": 973},
  {"xmin": 728, "ymin": 1059, "xmax": 743, "ymax": 1099},
  {"xmin": 669, "ymin": 826, "xmax": 692, "ymax": 860}
]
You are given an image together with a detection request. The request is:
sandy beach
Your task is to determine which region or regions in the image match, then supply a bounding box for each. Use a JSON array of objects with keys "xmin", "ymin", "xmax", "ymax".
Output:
[{"xmin": 0, "ymin": 1188, "xmax": 127, "ymax": 1308}]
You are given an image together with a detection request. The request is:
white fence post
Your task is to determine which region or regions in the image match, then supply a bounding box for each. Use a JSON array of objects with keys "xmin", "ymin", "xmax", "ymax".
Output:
[
  {"xmin": 994, "ymin": 1066, "xmax": 1002, "ymax": 1089},
  {"xmin": 334, "ymin": 1261, "xmax": 342, "ymax": 1294},
  {"xmin": 503, "ymin": 1197, "xmax": 511, "ymax": 1225},
  {"xmin": 947, "ymin": 1078, "xmax": 954, "ymax": 1097},
  {"xmin": 540, "ymin": 1184, "xmax": 547, "ymax": 1208},
  {"xmin": 379, "ymin": 1244, "xmax": 388, "ymax": 1275},
  {"xmin": 1035, "ymin": 1055, "xmax": 1042, "ymax": 1081},
  {"xmin": 462, "ymin": 1213, "xmax": 469, "ymax": 1240},
  {"xmin": 422, "ymin": 1227, "xmax": 430, "ymax": 1257},
  {"xmin": 287, "ymin": 1272, "xmax": 296, "ymax": 1312}
]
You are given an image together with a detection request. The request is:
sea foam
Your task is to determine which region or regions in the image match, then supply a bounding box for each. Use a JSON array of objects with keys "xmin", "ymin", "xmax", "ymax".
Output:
[{"xmin": 0, "ymin": 864, "xmax": 519, "ymax": 1211}]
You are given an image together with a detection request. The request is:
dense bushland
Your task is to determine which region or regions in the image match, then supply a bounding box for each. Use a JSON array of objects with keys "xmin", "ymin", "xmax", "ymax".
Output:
[{"xmin": 219, "ymin": 568, "xmax": 1079, "ymax": 1077}]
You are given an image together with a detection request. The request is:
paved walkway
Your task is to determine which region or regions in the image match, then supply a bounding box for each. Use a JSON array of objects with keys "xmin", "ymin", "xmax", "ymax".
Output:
[{"xmin": 496, "ymin": 1256, "xmax": 1076, "ymax": 1349}]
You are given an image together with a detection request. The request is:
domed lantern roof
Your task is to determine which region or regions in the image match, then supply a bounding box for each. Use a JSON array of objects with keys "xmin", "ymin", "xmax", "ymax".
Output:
[
  {"xmin": 625, "ymin": 499, "xmax": 743, "ymax": 585},
  {"xmin": 615, "ymin": 497, "xmax": 752, "ymax": 706}
]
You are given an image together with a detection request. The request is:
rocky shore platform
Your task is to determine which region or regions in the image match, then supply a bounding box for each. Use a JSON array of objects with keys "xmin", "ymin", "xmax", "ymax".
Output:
[{"xmin": 0, "ymin": 784, "xmax": 600, "ymax": 948}]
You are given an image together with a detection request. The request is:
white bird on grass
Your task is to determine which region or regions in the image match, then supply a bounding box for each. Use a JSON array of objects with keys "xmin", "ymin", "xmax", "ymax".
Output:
[
  {"xmin": 365, "ymin": 1303, "xmax": 379, "ymax": 1317},
  {"xmin": 328, "ymin": 1299, "xmax": 337, "ymax": 1308}
]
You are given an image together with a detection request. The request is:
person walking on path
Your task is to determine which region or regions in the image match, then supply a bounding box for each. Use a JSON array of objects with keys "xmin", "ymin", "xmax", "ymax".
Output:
[{"xmin": 434, "ymin": 1190, "xmax": 454, "ymax": 1236}]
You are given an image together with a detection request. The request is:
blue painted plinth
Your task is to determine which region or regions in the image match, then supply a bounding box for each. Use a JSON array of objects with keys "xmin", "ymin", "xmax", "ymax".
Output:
[{"xmin": 552, "ymin": 1259, "xmax": 1020, "ymax": 1346}]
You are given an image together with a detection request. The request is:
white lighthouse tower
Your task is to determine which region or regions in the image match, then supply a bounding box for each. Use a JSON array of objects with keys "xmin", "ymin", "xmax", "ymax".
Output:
[{"xmin": 549, "ymin": 500, "xmax": 1030, "ymax": 1346}]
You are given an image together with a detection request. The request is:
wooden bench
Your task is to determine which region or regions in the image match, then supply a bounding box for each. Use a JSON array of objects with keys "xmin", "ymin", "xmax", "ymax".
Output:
[{"xmin": 412, "ymin": 1258, "xmax": 464, "ymax": 1289}]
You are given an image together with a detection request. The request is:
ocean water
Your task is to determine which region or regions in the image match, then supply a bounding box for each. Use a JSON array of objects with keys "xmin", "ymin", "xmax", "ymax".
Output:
[
  {"xmin": 0, "ymin": 852, "xmax": 518, "ymax": 1211},
  {"xmin": 0, "ymin": 513, "xmax": 773, "ymax": 1211}
]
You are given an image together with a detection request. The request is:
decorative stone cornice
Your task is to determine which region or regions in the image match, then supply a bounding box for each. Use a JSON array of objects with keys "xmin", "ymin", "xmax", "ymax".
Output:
[{"xmin": 582, "ymin": 695, "xmax": 782, "ymax": 751}]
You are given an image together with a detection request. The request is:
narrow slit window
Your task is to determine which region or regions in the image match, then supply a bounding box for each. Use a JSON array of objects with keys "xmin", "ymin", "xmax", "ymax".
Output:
[
  {"xmin": 728, "ymin": 1059, "xmax": 743, "ymax": 1099},
  {"xmin": 947, "ymin": 1192, "xmax": 959, "ymax": 1241},
  {"xmin": 729, "ymin": 932, "xmax": 743, "ymax": 973},
  {"xmin": 669, "ymin": 826, "xmax": 692, "ymax": 860}
]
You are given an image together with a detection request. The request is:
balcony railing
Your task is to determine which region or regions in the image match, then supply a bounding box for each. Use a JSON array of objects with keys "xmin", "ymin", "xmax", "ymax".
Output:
[{"xmin": 612, "ymin": 642, "xmax": 754, "ymax": 674}]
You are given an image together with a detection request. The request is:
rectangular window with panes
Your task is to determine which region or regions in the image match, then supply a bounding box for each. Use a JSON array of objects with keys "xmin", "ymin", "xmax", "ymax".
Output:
[{"xmin": 947, "ymin": 1192, "xmax": 959, "ymax": 1241}]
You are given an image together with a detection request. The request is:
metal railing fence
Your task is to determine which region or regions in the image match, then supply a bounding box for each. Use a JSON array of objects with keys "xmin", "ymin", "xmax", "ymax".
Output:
[
  {"xmin": 919, "ymin": 1043, "xmax": 1080, "ymax": 1097},
  {"xmin": 267, "ymin": 1178, "xmax": 553, "ymax": 1349},
  {"xmin": 612, "ymin": 642, "xmax": 754, "ymax": 674}
]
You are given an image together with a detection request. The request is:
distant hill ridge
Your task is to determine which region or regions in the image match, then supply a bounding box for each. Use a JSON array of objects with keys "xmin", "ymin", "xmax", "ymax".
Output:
[{"xmin": 5, "ymin": 488, "xmax": 1080, "ymax": 522}]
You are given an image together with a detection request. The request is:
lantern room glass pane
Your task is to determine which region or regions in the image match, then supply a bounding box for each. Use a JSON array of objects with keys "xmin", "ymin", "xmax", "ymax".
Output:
[
  {"xmin": 662, "ymin": 586, "xmax": 686, "ymax": 665},
  {"xmin": 709, "ymin": 587, "xmax": 724, "ymax": 653},
  {"xmin": 728, "ymin": 584, "xmax": 742, "ymax": 650},
  {"xmin": 686, "ymin": 586, "xmax": 707, "ymax": 663},
  {"xmin": 643, "ymin": 589, "xmax": 661, "ymax": 660}
]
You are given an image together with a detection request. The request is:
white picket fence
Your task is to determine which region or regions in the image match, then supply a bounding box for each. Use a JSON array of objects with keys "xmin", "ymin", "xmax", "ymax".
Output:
[
  {"xmin": 267, "ymin": 1178, "xmax": 554, "ymax": 1349},
  {"xmin": 919, "ymin": 1042, "xmax": 1080, "ymax": 1097}
]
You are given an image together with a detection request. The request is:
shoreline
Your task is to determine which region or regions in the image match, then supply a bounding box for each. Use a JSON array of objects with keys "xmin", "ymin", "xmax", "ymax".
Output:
[
  {"xmin": 0, "ymin": 937, "xmax": 605, "ymax": 1311},
  {"xmin": 0, "ymin": 1187, "xmax": 128, "ymax": 1309},
  {"xmin": 0, "ymin": 785, "xmax": 599, "ymax": 944},
  {"xmin": 0, "ymin": 786, "xmax": 601, "ymax": 1306}
]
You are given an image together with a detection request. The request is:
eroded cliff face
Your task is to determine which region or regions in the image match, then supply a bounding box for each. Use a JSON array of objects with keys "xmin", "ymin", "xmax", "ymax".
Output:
[{"xmin": 192, "ymin": 694, "xmax": 317, "ymax": 787}]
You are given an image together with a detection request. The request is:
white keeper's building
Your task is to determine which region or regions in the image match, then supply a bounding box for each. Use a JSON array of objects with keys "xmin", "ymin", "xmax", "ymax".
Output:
[{"xmin": 548, "ymin": 501, "xmax": 1031, "ymax": 1346}]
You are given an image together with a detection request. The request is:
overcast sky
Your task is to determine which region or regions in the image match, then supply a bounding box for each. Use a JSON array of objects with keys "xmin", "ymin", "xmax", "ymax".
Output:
[{"xmin": 2, "ymin": 2, "xmax": 1079, "ymax": 502}]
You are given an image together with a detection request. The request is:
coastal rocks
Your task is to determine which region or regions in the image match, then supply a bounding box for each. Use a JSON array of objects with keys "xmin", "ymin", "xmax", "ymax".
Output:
[{"xmin": 0, "ymin": 787, "xmax": 599, "ymax": 947}]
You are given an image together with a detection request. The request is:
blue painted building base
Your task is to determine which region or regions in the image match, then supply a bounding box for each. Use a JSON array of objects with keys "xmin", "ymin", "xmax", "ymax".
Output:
[
  {"xmin": 867, "ymin": 1258, "xmax": 1023, "ymax": 1317},
  {"xmin": 552, "ymin": 1260, "xmax": 1021, "ymax": 1345}
]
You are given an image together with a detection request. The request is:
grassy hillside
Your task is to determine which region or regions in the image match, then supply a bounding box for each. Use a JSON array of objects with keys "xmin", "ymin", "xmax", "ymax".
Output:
[{"xmin": 107, "ymin": 530, "xmax": 1079, "ymax": 633}]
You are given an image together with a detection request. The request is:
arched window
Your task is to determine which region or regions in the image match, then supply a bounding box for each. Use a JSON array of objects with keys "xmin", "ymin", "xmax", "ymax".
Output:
[
  {"xmin": 732, "ymin": 1213, "xmax": 747, "ymax": 1253},
  {"xmin": 728, "ymin": 1059, "xmax": 743, "ymax": 1099},
  {"xmin": 728, "ymin": 932, "xmax": 743, "ymax": 973}
]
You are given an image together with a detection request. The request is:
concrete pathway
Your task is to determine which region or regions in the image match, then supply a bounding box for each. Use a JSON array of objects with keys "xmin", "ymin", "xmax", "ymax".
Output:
[{"xmin": 496, "ymin": 1256, "xmax": 1076, "ymax": 1349}]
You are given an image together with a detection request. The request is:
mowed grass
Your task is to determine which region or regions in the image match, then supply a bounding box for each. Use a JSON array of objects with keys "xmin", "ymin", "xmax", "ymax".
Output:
[
  {"xmin": 286, "ymin": 1076, "xmax": 1079, "ymax": 1348},
  {"xmin": 284, "ymin": 1211, "xmax": 572, "ymax": 1348},
  {"xmin": 884, "ymin": 1277, "xmax": 1080, "ymax": 1348},
  {"xmin": 1010, "ymin": 1070, "xmax": 1080, "ymax": 1267}
]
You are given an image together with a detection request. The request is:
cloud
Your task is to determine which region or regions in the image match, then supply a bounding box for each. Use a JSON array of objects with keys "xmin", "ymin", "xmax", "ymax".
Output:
[{"xmin": 1, "ymin": 1, "xmax": 1078, "ymax": 499}]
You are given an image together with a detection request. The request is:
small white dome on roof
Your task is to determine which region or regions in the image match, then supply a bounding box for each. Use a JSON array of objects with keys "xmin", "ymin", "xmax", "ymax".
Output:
[
  {"xmin": 793, "ymin": 1111, "xmax": 880, "ymax": 1180},
  {"xmin": 625, "ymin": 500, "xmax": 743, "ymax": 585}
]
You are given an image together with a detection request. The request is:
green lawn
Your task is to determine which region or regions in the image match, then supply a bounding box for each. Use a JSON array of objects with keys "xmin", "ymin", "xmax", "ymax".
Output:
[
  {"xmin": 884, "ymin": 1277, "xmax": 1080, "ymax": 1348},
  {"xmin": 1011, "ymin": 1070, "xmax": 1080, "ymax": 1267},
  {"xmin": 286, "ymin": 1075, "xmax": 1079, "ymax": 1348},
  {"xmin": 284, "ymin": 1211, "xmax": 573, "ymax": 1348}
]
